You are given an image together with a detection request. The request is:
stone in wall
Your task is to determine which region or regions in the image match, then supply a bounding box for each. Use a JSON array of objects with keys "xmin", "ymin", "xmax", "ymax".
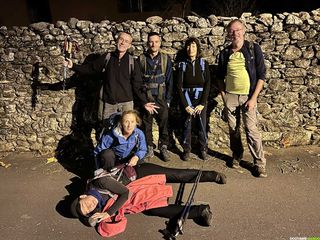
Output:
[{"xmin": 0, "ymin": 9, "xmax": 320, "ymax": 153}]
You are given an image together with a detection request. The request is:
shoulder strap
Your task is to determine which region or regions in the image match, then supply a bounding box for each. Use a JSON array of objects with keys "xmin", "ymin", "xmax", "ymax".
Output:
[
  {"xmin": 179, "ymin": 61, "xmax": 187, "ymax": 72},
  {"xmin": 160, "ymin": 53, "xmax": 167, "ymax": 75},
  {"xmin": 200, "ymin": 58, "xmax": 205, "ymax": 73},
  {"xmin": 249, "ymin": 41, "xmax": 255, "ymax": 60},
  {"xmin": 129, "ymin": 55, "xmax": 135, "ymax": 76},
  {"xmin": 139, "ymin": 54, "xmax": 146, "ymax": 74},
  {"xmin": 200, "ymin": 58, "xmax": 206, "ymax": 82},
  {"xmin": 102, "ymin": 53, "xmax": 111, "ymax": 72}
]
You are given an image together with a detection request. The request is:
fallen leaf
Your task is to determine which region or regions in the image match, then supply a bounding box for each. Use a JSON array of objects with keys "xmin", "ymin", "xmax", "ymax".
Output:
[{"xmin": 46, "ymin": 157, "xmax": 58, "ymax": 164}]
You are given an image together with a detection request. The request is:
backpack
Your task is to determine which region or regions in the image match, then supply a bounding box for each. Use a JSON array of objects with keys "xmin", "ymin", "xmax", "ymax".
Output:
[
  {"xmin": 178, "ymin": 58, "xmax": 206, "ymax": 82},
  {"xmin": 102, "ymin": 52, "xmax": 135, "ymax": 75},
  {"xmin": 98, "ymin": 112, "xmax": 122, "ymax": 140},
  {"xmin": 139, "ymin": 52, "xmax": 168, "ymax": 76},
  {"xmin": 178, "ymin": 58, "xmax": 206, "ymax": 107}
]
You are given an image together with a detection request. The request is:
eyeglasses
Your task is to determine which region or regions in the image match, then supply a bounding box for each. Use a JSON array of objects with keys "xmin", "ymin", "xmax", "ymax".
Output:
[{"xmin": 228, "ymin": 28, "xmax": 243, "ymax": 34}]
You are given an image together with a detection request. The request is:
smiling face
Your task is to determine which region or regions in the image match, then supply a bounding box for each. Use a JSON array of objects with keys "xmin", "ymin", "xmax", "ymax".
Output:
[
  {"xmin": 79, "ymin": 195, "xmax": 98, "ymax": 216},
  {"xmin": 227, "ymin": 20, "xmax": 245, "ymax": 44},
  {"xmin": 148, "ymin": 35, "xmax": 161, "ymax": 55},
  {"xmin": 121, "ymin": 113, "xmax": 137, "ymax": 136},
  {"xmin": 187, "ymin": 42, "xmax": 198, "ymax": 60},
  {"xmin": 117, "ymin": 32, "xmax": 132, "ymax": 54}
]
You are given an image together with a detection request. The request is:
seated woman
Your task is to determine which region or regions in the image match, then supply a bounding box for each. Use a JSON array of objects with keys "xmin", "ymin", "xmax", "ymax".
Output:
[
  {"xmin": 94, "ymin": 110, "xmax": 226, "ymax": 184},
  {"xmin": 94, "ymin": 110, "xmax": 147, "ymax": 171}
]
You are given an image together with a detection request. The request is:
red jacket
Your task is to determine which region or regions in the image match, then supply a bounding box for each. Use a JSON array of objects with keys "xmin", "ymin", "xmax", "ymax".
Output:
[{"xmin": 98, "ymin": 174, "xmax": 173, "ymax": 237}]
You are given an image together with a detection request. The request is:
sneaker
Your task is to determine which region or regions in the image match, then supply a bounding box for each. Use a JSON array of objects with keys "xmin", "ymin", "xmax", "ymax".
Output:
[
  {"xmin": 182, "ymin": 152, "xmax": 191, "ymax": 161},
  {"xmin": 200, "ymin": 205, "xmax": 213, "ymax": 226},
  {"xmin": 160, "ymin": 145, "xmax": 170, "ymax": 162},
  {"xmin": 145, "ymin": 145, "xmax": 154, "ymax": 159},
  {"xmin": 215, "ymin": 173, "xmax": 227, "ymax": 184},
  {"xmin": 200, "ymin": 151, "xmax": 209, "ymax": 161},
  {"xmin": 256, "ymin": 166, "xmax": 267, "ymax": 178},
  {"xmin": 231, "ymin": 159, "xmax": 240, "ymax": 169}
]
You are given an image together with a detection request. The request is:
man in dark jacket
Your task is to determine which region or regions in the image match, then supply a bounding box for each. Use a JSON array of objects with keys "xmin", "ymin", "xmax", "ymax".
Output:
[
  {"xmin": 216, "ymin": 19, "xmax": 267, "ymax": 177},
  {"xmin": 139, "ymin": 32, "xmax": 173, "ymax": 162},
  {"xmin": 64, "ymin": 32, "xmax": 158, "ymax": 121}
]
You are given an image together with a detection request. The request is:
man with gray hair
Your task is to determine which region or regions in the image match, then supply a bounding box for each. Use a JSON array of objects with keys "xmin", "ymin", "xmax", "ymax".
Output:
[
  {"xmin": 64, "ymin": 31, "xmax": 158, "ymax": 121},
  {"xmin": 216, "ymin": 19, "xmax": 267, "ymax": 177}
]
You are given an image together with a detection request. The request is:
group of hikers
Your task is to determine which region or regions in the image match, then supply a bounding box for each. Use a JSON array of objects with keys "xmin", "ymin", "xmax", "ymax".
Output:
[{"xmin": 61, "ymin": 18, "xmax": 267, "ymax": 237}]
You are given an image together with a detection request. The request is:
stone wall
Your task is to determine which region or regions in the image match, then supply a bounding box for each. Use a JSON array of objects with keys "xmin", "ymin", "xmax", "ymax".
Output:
[{"xmin": 0, "ymin": 9, "xmax": 319, "ymax": 154}]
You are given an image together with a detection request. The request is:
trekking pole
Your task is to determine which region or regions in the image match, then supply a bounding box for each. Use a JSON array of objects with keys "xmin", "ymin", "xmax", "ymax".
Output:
[
  {"xmin": 173, "ymin": 170, "xmax": 202, "ymax": 237},
  {"xmin": 174, "ymin": 183, "xmax": 185, "ymax": 206},
  {"xmin": 198, "ymin": 115, "xmax": 208, "ymax": 144},
  {"xmin": 62, "ymin": 37, "xmax": 78, "ymax": 91},
  {"xmin": 63, "ymin": 37, "xmax": 71, "ymax": 91}
]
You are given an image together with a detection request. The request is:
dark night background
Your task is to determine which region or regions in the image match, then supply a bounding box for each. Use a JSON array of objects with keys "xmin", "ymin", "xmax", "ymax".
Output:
[{"xmin": 0, "ymin": 0, "xmax": 319, "ymax": 27}]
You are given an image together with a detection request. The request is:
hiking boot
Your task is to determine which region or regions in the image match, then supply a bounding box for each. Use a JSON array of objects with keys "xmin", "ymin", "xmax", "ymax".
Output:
[
  {"xmin": 160, "ymin": 145, "xmax": 171, "ymax": 162},
  {"xmin": 145, "ymin": 145, "xmax": 154, "ymax": 159},
  {"xmin": 231, "ymin": 159, "xmax": 240, "ymax": 169},
  {"xmin": 182, "ymin": 152, "xmax": 191, "ymax": 161},
  {"xmin": 256, "ymin": 166, "xmax": 267, "ymax": 178},
  {"xmin": 215, "ymin": 173, "xmax": 227, "ymax": 184},
  {"xmin": 200, "ymin": 204, "xmax": 213, "ymax": 226},
  {"xmin": 200, "ymin": 151, "xmax": 209, "ymax": 161}
]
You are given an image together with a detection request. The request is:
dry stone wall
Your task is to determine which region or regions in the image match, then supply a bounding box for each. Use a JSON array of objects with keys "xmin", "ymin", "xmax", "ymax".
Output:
[{"xmin": 0, "ymin": 9, "xmax": 319, "ymax": 153}]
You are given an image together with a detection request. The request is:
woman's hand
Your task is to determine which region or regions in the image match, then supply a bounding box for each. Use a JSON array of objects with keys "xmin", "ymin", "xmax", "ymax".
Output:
[
  {"xmin": 128, "ymin": 155, "xmax": 139, "ymax": 166},
  {"xmin": 185, "ymin": 106, "xmax": 194, "ymax": 115},
  {"xmin": 194, "ymin": 105, "xmax": 204, "ymax": 115},
  {"xmin": 90, "ymin": 212, "xmax": 110, "ymax": 223}
]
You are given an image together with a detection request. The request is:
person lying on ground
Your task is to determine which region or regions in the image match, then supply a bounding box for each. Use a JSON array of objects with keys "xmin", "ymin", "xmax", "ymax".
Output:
[{"xmin": 70, "ymin": 168, "xmax": 222, "ymax": 237}]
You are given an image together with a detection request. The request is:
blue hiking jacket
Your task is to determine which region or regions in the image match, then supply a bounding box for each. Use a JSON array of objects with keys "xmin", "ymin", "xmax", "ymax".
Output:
[{"xmin": 94, "ymin": 126, "xmax": 147, "ymax": 161}]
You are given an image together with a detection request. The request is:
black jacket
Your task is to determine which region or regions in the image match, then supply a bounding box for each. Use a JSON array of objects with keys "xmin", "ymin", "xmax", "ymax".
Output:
[{"xmin": 73, "ymin": 51, "xmax": 147, "ymax": 105}]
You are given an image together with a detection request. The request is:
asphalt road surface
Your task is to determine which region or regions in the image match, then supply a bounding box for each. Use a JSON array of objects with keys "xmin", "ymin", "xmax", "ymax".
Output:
[{"xmin": 1, "ymin": 146, "xmax": 319, "ymax": 240}]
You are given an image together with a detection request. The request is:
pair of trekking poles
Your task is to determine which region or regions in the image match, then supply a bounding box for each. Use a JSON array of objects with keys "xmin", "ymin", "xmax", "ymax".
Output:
[
  {"xmin": 161, "ymin": 169, "xmax": 203, "ymax": 240},
  {"xmin": 164, "ymin": 112, "xmax": 207, "ymax": 239}
]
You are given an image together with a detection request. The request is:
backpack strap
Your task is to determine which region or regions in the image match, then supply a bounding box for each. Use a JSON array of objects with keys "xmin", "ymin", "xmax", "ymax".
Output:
[
  {"xmin": 128, "ymin": 54, "xmax": 135, "ymax": 77},
  {"xmin": 87, "ymin": 170, "xmax": 116, "ymax": 199},
  {"xmin": 102, "ymin": 53, "xmax": 111, "ymax": 72},
  {"xmin": 249, "ymin": 41, "xmax": 255, "ymax": 61},
  {"xmin": 140, "ymin": 54, "xmax": 146, "ymax": 74},
  {"xmin": 160, "ymin": 52, "xmax": 168, "ymax": 75},
  {"xmin": 199, "ymin": 58, "xmax": 206, "ymax": 82}
]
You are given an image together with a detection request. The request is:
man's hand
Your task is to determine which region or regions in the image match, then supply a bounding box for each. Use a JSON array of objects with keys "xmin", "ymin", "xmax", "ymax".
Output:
[
  {"xmin": 64, "ymin": 58, "xmax": 73, "ymax": 68},
  {"xmin": 245, "ymin": 97, "xmax": 257, "ymax": 111},
  {"xmin": 90, "ymin": 212, "xmax": 110, "ymax": 223},
  {"xmin": 185, "ymin": 106, "xmax": 194, "ymax": 115},
  {"xmin": 194, "ymin": 105, "xmax": 204, "ymax": 115},
  {"xmin": 144, "ymin": 102, "xmax": 159, "ymax": 114},
  {"xmin": 128, "ymin": 155, "xmax": 139, "ymax": 166}
]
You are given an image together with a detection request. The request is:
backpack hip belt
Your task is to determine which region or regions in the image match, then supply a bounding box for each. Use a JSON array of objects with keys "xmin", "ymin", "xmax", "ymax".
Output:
[{"xmin": 183, "ymin": 87, "xmax": 203, "ymax": 107}]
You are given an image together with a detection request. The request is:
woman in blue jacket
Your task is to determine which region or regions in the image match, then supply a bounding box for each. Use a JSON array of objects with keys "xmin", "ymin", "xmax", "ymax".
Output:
[{"xmin": 94, "ymin": 110, "xmax": 147, "ymax": 171}]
